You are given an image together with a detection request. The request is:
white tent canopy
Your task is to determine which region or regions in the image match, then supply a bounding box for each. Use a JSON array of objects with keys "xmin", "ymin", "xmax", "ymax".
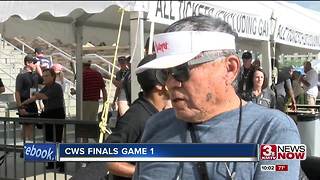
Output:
[{"xmin": 258, "ymin": 1, "xmax": 320, "ymax": 54}]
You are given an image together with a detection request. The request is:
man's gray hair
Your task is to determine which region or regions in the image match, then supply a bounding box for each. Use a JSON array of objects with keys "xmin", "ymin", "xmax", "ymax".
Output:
[{"xmin": 164, "ymin": 15, "xmax": 239, "ymax": 90}]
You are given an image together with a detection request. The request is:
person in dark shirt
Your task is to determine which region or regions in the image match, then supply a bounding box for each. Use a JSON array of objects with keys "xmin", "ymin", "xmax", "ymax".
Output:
[
  {"xmin": 20, "ymin": 68, "xmax": 65, "ymax": 172},
  {"xmin": 275, "ymin": 66, "xmax": 297, "ymax": 112},
  {"xmin": 105, "ymin": 54, "xmax": 171, "ymax": 180},
  {"xmin": 112, "ymin": 56, "xmax": 131, "ymax": 117},
  {"xmin": 15, "ymin": 55, "xmax": 40, "ymax": 143},
  {"xmin": 237, "ymin": 51, "xmax": 254, "ymax": 99}
]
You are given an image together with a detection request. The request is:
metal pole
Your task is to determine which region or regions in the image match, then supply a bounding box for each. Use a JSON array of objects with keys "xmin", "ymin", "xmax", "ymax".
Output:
[
  {"xmin": 75, "ymin": 24, "xmax": 83, "ymax": 122},
  {"xmin": 130, "ymin": 11, "xmax": 144, "ymax": 103}
]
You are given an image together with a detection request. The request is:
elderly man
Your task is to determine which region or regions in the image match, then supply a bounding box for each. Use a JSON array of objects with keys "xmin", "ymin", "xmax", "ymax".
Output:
[{"xmin": 134, "ymin": 15, "xmax": 300, "ymax": 180}]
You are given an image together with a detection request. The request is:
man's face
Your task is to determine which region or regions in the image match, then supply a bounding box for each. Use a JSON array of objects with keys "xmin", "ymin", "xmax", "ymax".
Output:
[
  {"xmin": 304, "ymin": 64, "xmax": 311, "ymax": 73},
  {"xmin": 27, "ymin": 61, "xmax": 36, "ymax": 70},
  {"xmin": 42, "ymin": 71, "xmax": 54, "ymax": 85},
  {"xmin": 166, "ymin": 59, "xmax": 228, "ymax": 122},
  {"xmin": 119, "ymin": 62, "xmax": 129, "ymax": 70},
  {"xmin": 243, "ymin": 58, "xmax": 252, "ymax": 69}
]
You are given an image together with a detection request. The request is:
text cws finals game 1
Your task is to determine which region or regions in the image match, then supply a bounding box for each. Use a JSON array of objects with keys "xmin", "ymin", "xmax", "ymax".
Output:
[{"xmin": 24, "ymin": 143, "xmax": 306, "ymax": 163}]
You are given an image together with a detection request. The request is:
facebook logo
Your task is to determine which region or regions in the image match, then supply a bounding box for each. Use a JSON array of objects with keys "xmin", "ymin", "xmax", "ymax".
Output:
[{"xmin": 24, "ymin": 144, "xmax": 56, "ymax": 161}]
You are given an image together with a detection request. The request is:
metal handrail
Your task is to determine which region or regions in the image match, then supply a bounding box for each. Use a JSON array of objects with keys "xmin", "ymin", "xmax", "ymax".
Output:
[
  {"xmin": 13, "ymin": 37, "xmax": 35, "ymax": 53},
  {"xmin": 0, "ymin": 37, "xmax": 26, "ymax": 55},
  {"xmin": 37, "ymin": 36, "xmax": 72, "ymax": 58},
  {"xmin": 84, "ymin": 53, "xmax": 120, "ymax": 71},
  {"xmin": 91, "ymin": 64, "xmax": 116, "ymax": 78},
  {"xmin": 0, "ymin": 68, "xmax": 15, "ymax": 93}
]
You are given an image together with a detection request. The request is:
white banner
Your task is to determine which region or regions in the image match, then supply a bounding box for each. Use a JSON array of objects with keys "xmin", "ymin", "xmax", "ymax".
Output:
[
  {"xmin": 147, "ymin": 1, "xmax": 270, "ymax": 41},
  {"xmin": 274, "ymin": 23, "xmax": 320, "ymax": 50}
]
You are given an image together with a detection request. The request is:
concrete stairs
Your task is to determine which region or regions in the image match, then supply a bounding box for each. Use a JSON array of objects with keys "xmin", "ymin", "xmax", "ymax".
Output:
[{"xmin": 0, "ymin": 36, "xmax": 122, "ymax": 119}]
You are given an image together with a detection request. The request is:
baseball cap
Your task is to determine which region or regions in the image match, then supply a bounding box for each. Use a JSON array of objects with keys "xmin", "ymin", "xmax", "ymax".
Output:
[
  {"xmin": 242, "ymin": 52, "xmax": 252, "ymax": 60},
  {"xmin": 24, "ymin": 54, "xmax": 37, "ymax": 64},
  {"xmin": 82, "ymin": 58, "xmax": 92, "ymax": 64},
  {"xmin": 34, "ymin": 47, "xmax": 44, "ymax": 54},
  {"xmin": 118, "ymin": 56, "xmax": 128, "ymax": 64},
  {"xmin": 135, "ymin": 31, "xmax": 236, "ymax": 74}
]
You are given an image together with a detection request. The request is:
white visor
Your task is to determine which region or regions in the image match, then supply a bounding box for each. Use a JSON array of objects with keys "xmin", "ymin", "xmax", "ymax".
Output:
[{"xmin": 135, "ymin": 31, "xmax": 235, "ymax": 74}]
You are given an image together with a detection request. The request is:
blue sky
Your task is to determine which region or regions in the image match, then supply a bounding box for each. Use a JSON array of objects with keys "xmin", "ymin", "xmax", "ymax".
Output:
[{"xmin": 291, "ymin": 1, "xmax": 320, "ymax": 12}]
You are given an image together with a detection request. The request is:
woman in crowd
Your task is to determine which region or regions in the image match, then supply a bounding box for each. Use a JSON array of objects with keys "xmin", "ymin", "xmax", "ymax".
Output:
[
  {"xmin": 20, "ymin": 68, "xmax": 65, "ymax": 172},
  {"xmin": 243, "ymin": 68, "xmax": 276, "ymax": 108}
]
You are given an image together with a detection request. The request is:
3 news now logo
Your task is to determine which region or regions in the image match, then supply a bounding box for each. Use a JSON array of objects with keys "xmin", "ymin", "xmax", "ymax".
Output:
[
  {"xmin": 24, "ymin": 143, "xmax": 57, "ymax": 161},
  {"xmin": 260, "ymin": 144, "xmax": 306, "ymax": 160}
]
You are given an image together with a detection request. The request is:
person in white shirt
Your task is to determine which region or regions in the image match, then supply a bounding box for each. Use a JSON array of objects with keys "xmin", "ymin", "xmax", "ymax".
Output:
[{"xmin": 300, "ymin": 61, "xmax": 318, "ymax": 109}]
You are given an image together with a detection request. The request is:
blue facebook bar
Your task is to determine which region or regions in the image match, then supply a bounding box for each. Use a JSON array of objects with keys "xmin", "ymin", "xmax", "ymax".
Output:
[{"xmin": 24, "ymin": 143, "xmax": 57, "ymax": 161}]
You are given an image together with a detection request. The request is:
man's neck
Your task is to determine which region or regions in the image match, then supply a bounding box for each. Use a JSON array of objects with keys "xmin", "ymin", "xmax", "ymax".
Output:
[
  {"xmin": 24, "ymin": 66, "xmax": 32, "ymax": 72},
  {"xmin": 202, "ymin": 91, "xmax": 247, "ymax": 122}
]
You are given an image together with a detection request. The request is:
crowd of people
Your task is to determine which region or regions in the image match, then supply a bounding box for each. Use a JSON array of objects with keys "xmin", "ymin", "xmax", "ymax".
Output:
[{"xmin": 0, "ymin": 14, "xmax": 317, "ymax": 179}]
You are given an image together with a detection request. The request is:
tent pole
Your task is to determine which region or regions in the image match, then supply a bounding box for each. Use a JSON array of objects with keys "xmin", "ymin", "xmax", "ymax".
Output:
[
  {"xmin": 75, "ymin": 23, "xmax": 83, "ymax": 123},
  {"xmin": 130, "ymin": 11, "xmax": 144, "ymax": 103},
  {"xmin": 148, "ymin": 21, "xmax": 155, "ymax": 55}
]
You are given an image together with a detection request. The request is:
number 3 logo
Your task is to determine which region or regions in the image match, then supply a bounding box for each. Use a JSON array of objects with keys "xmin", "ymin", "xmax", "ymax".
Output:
[{"xmin": 262, "ymin": 145, "xmax": 272, "ymax": 156}]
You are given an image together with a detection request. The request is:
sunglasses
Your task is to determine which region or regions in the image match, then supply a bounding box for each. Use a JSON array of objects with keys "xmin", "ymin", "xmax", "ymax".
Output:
[
  {"xmin": 156, "ymin": 51, "xmax": 230, "ymax": 84},
  {"xmin": 156, "ymin": 62, "xmax": 191, "ymax": 84}
]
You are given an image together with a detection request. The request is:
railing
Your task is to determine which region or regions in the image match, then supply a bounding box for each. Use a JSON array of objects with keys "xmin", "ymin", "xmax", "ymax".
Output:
[
  {"xmin": 0, "ymin": 64, "xmax": 19, "ymax": 94},
  {"xmin": 13, "ymin": 37, "xmax": 35, "ymax": 54},
  {"xmin": 37, "ymin": 37, "xmax": 72, "ymax": 59},
  {"xmin": 84, "ymin": 53, "xmax": 120, "ymax": 73},
  {"xmin": 0, "ymin": 37, "xmax": 26, "ymax": 56},
  {"xmin": 0, "ymin": 116, "xmax": 104, "ymax": 180}
]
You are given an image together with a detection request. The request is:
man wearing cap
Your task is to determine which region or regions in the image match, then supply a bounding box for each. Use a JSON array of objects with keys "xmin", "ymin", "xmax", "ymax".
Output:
[
  {"xmin": 15, "ymin": 55, "xmax": 41, "ymax": 151},
  {"xmin": 34, "ymin": 47, "xmax": 52, "ymax": 72},
  {"xmin": 112, "ymin": 56, "xmax": 131, "ymax": 117},
  {"xmin": 105, "ymin": 54, "xmax": 171, "ymax": 180},
  {"xmin": 133, "ymin": 15, "xmax": 300, "ymax": 180},
  {"xmin": 237, "ymin": 51, "xmax": 254, "ymax": 99},
  {"xmin": 82, "ymin": 58, "xmax": 107, "ymax": 142},
  {"xmin": 275, "ymin": 66, "xmax": 297, "ymax": 112}
]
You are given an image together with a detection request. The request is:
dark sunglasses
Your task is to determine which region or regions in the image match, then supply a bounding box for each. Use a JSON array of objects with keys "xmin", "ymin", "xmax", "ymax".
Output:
[
  {"xmin": 156, "ymin": 62, "xmax": 192, "ymax": 84},
  {"xmin": 155, "ymin": 50, "xmax": 232, "ymax": 84}
]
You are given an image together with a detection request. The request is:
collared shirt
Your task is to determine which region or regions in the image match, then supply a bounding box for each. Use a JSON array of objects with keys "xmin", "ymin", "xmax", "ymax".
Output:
[
  {"xmin": 133, "ymin": 103, "xmax": 301, "ymax": 180},
  {"xmin": 83, "ymin": 67, "xmax": 105, "ymax": 101}
]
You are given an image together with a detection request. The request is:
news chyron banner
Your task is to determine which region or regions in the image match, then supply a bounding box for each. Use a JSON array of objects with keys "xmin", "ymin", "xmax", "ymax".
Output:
[
  {"xmin": 260, "ymin": 144, "xmax": 306, "ymax": 161},
  {"xmin": 24, "ymin": 143, "xmax": 258, "ymax": 162},
  {"xmin": 24, "ymin": 143, "xmax": 307, "ymax": 162}
]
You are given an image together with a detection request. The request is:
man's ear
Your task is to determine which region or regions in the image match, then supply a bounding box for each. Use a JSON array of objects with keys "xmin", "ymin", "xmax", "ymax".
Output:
[
  {"xmin": 224, "ymin": 55, "xmax": 240, "ymax": 83},
  {"xmin": 155, "ymin": 84, "xmax": 163, "ymax": 91}
]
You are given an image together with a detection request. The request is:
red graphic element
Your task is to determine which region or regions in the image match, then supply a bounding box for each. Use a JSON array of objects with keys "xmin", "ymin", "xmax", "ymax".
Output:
[
  {"xmin": 275, "ymin": 165, "xmax": 288, "ymax": 171},
  {"xmin": 155, "ymin": 42, "xmax": 168, "ymax": 53},
  {"xmin": 260, "ymin": 144, "xmax": 277, "ymax": 160}
]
